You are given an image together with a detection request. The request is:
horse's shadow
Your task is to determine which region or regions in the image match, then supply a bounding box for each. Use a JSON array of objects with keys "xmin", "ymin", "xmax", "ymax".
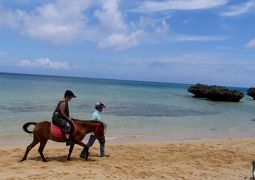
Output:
[{"xmin": 28, "ymin": 155, "xmax": 97, "ymax": 162}]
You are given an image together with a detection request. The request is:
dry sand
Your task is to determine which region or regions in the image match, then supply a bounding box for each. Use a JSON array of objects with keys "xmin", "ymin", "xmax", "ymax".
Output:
[{"xmin": 1, "ymin": 138, "xmax": 255, "ymax": 179}]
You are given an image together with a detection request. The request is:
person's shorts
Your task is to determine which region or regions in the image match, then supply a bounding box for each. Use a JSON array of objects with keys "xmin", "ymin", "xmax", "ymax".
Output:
[{"xmin": 52, "ymin": 118, "xmax": 71, "ymax": 133}]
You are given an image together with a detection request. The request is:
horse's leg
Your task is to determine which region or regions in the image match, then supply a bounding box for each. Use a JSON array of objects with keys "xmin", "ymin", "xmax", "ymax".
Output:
[
  {"xmin": 67, "ymin": 144, "xmax": 75, "ymax": 161},
  {"xmin": 38, "ymin": 139, "xmax": 48, "ymax": 162},
  {"xmin": 75, "ymin": 141, "xmax": 89, "ymax": 160},
  {"xmin": 20, "ymin": 135, "xmax": 39, "ymax": 162}
]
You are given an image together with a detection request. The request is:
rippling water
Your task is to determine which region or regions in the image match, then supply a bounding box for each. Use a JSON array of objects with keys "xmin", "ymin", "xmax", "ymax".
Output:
[{"xmin": 0, "ymin": 72, "xmax": 254, "ymax": 145}]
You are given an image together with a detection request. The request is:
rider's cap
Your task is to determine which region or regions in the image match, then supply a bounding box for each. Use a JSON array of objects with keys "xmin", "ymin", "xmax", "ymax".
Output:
[
  {"xmin": 95, "ymin": 102, "xmax": 106, "ymax": 108},
  {"xmin": 64, "ymin": 90, "xmax": 76, "ymax": 98}
]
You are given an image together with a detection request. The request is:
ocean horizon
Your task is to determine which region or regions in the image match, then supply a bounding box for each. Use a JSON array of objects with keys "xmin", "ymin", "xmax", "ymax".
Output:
[
  {"xmin": 0, "ymin": 72, "xmax": 254, "ymax": 146},
  {"xmin": 1, "ymin": 71, "xmax": 249, "ymax": 89}
]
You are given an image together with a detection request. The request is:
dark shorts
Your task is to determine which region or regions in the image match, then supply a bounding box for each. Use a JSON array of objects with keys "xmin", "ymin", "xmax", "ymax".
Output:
[{"xmin": 52, "ymin": 117, "xmax": 71, "ymax": 133}]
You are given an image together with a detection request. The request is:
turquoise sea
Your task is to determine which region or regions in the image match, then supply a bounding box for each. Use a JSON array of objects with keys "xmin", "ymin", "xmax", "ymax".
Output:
[{"xmin": 0, "ymin": 72, "xmax": 255, "ymax": 145}]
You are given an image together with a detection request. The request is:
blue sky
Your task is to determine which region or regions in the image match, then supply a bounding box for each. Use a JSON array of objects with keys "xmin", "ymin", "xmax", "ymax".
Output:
[{"xmin": 0, "ymin": 0, "xmax": 255, "ymax": 87}]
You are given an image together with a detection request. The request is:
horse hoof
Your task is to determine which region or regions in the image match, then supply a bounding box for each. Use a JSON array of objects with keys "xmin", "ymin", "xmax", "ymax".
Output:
[
  {"xmin": 253, "ymin": 160, "xmax": 255, "ymax": 178},
  {"xmin": 85, "ymin": 154, "xmax": 89, "ymax": 161}
]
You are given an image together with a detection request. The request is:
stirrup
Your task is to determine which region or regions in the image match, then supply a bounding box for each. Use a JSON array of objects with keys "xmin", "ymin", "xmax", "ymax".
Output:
[{"xmin": 66, "ymin": 140, "xmax": 73, "ymax": 146}]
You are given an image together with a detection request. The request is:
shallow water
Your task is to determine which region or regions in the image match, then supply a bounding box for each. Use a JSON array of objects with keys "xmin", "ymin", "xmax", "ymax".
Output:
[{"xmin": 0, "ymin": 72, "xmax": 255, "ymax": 145}]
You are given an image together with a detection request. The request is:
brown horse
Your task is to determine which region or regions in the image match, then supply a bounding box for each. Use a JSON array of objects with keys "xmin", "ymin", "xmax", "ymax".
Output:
[{"xmin": 20, "ymin": 119, "xmax": 105, "ymax": 162}]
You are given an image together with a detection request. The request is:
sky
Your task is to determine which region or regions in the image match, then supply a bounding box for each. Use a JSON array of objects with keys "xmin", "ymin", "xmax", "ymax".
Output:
[{"xmin": 0, "ymin": 0, "xmax": 255, "ymax": 87}]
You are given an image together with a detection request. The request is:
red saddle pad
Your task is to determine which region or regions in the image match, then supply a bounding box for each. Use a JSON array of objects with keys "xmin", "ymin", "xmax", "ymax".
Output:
[{"xmin": 51, "ymin": 121, "xmax": 77, "ymax": 138}]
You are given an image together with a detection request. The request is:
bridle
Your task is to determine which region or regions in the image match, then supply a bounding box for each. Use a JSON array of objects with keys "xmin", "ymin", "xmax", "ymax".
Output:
[{"xmin": 95, "ymin": 122, "xmax": 106, "ymax": 139}]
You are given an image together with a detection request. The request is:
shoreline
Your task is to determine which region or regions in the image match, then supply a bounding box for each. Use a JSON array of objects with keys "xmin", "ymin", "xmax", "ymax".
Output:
[
  {"xmin": 2, "ymin": 126, "xmax": 255, "ymax": 146},
  {"xmin": 1, "ymin": 137, "xmax": 255, "ymax": 179},
  {"xmin": 1, "ymin": 134, "xmax": 255, "ymax": 147}
]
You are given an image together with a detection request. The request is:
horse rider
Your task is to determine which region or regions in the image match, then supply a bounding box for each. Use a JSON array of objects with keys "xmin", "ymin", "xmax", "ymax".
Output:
[{"xmin": 52, "ymin": 90, "xmax": 76, "ymax": 146}]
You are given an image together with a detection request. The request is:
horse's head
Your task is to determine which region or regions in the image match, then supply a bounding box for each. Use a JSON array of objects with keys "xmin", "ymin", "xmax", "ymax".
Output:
[{"xmin": 76, "ymin": 119, "xmax": 107, "ymax": 143}]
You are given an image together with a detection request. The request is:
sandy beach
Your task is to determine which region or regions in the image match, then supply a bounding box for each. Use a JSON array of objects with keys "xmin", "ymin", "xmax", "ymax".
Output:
[{"xmin": 0, "ymin": 138, "xmax": 254, "ymax": 179}]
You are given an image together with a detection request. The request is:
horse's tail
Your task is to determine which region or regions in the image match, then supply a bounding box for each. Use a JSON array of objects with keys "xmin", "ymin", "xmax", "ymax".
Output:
[{"xmin": 22, "ymin": 122, "xmax": 37, "ymax": 134}]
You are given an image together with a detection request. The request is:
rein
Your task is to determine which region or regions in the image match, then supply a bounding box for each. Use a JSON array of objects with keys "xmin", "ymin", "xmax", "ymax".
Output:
[
  {"xmin": 95, "ymin": 123, "xmax": 100, "ymax": 138},
  {"xmin": 94, "ymin": 122, "xmax": 106, "ymax": 139}
]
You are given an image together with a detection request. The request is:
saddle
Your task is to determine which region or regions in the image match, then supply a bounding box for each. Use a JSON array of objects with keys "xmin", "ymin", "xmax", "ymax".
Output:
[{"xmin": 50, "ymin": 121, "xmax": 77, "ymax": 138}]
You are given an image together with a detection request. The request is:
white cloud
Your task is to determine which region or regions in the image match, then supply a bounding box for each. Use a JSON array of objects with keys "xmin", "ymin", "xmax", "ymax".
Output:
[
  {"xmin": 155, "ymin": 20, "xmax": 169, "ymax": 34},
  {"xmin": 18, "ymin": 58, "xmax": 75, "ymax": 69},
  {"xmin": 93, "ymin": 0, "xmax": 139, "ymax": 50},
  {"xmin": 94, "ymin": 0, "xmax": 126, "ymax": 32},
  {"xmin": 98, "ymin": 31, "xmax": 145, "ymax": 51},
  {"xmin": 172, "ymin": 34, "xmax": 228, "ymax": 42},
  {"xmin": 0, "ymin": 0, "xmax": 150, "ymax": 50},
  {"xmin": 0, "ymin": 0, "xmax": 93, "ymax": 45},
  {"xmin": 136, "ymin": 0, "xmax": 228, "ymax": 12},
  {"xmin": 4, "ymin": 0, "xmax": 49, "ymax": 4},
  {"xmin": 0, "ymin": 0, "xmax": 228, "ymax": 51},
  {"xmin": 0, "ymin": 5, "xmax": 22, "ymax": 28},
  {"xmin": 221, "ymin": 0, "xmax": 255, "ymax": 17},
  {"xmin": 122, "ymin": 54, "xmax": 255, "ymax": 87},
  {"xmin": 22, "ymin": 0, "xmax": 93, "ymax": 45},
  {"xmin": 246, "ymin": 38, "xmax": 255, "ymax": 48}
]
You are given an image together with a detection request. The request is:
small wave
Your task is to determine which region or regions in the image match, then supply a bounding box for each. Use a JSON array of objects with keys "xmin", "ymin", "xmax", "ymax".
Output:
[
  {"xmin": 105, "ymin": 103, "xmax": 217, "ymax": 117},
  {"xmin": 0, "ymin": 104, "xmax": 50, "ymax": 113},
  {"xmin": 106, "ymin": 137, "xmax": 118, "ymax": 141},
  {"xmin": 126, "ymin": 134, "xmax": 144, "ymax": 138},
  {"xmin": 209, "ymin": 128, "xmax": 218, "ymax": 131}
]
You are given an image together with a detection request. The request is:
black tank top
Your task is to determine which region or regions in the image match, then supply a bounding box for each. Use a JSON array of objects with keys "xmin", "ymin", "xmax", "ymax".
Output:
[{"xmin": 52, "ymin": 100, "xmax": 69, "ymax": 120}]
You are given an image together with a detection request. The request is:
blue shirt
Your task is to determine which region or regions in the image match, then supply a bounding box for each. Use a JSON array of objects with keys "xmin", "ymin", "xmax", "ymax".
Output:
[
  {"xmin": 90, "ymin": 110, "xmax": 101, "ymax": 135},
  {"xmin": 90, "ymin": 110, "xmax": 101, "ymax": 121}
]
